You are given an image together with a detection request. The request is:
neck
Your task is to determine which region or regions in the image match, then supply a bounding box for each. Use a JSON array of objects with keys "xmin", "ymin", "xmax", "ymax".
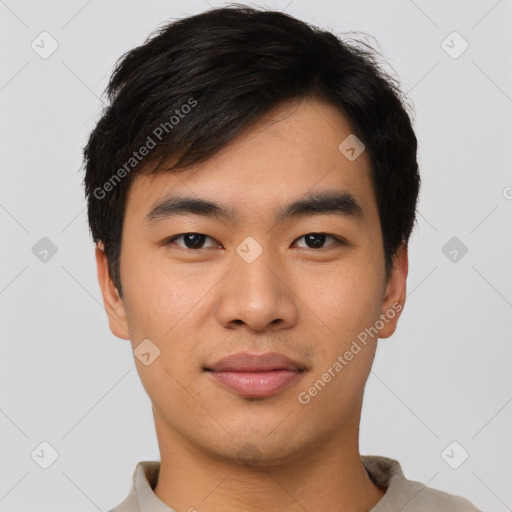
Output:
[{"xmin": 152, "ymin": 401, "xmax": 385, "ymax": 512}]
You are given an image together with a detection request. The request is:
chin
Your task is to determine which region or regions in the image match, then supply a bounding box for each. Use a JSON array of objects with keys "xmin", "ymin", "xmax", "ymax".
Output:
[{"xmin": 202, "ymin": 427, "xmax": 315, "ymax": 468}]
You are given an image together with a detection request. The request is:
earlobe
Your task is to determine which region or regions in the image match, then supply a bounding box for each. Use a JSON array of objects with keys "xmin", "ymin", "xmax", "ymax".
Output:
[
  {"xmin": 378, "ymin": 242, "xmax": 408, "ymax": 339},
  {"xmin": 95, "ymin": 242, "xmax": 130, "ymax": 340}
]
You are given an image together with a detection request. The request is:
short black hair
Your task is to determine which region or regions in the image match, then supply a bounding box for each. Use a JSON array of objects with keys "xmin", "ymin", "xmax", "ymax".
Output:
[{"xmin": 83, "ymin": 4, "xmax": 420, "ymax": 298}]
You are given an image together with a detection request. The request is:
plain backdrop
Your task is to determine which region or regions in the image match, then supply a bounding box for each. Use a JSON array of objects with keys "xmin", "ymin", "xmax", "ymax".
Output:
[{"xmin": 1, "ymin": 1, "xmax": 511, "ymax": 511}]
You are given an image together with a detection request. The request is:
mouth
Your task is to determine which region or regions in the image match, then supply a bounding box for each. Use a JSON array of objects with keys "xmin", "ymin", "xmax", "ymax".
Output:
[{"xmin": 203, "ymin": 351, "xmax": 307, "ymax": 398}]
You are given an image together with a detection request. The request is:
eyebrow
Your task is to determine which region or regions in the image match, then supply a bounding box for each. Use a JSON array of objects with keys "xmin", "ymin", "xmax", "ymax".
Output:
[{"xmin": 145, "ymin": 190, "xmax": 365, "ymax": 225}]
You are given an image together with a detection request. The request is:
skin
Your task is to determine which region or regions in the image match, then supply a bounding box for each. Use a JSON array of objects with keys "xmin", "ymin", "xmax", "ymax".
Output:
[{"xmin": 96, "ymin": 97, "xmax": 408, "ymax": 512}]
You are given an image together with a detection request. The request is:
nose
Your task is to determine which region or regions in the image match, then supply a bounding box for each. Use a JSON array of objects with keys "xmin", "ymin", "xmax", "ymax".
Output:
[{"xmin": 214, "ymin": 245, "xmax": 299, "ymax": 333}]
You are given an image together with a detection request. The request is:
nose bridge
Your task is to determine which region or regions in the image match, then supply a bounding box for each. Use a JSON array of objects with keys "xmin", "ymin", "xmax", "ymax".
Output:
[
  {"xmin": 215, "ymin": 237, "xmax": 298, "ymax": 332},
  {"xmin": 236, "ymin": 240, "xmax": 280, "ymax": 302}
]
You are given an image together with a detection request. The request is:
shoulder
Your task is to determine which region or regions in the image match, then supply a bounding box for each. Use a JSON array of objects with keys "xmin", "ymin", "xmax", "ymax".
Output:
[
  {"xmin": 403, "ymin": 479, "xmax": 482, "ymax": 511},
  {"xmin": 362, "ymin": 455, "xmax": 482, "ymax": 512},
  {"xmin": 107, "ymin": 460, "xmax": 163, "ymax": 512}
]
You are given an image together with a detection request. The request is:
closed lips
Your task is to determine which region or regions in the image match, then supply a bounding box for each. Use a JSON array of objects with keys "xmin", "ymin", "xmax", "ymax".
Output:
[{"xmin": 205, "ymin": 351, "xmax": 307, "ymax": 372}]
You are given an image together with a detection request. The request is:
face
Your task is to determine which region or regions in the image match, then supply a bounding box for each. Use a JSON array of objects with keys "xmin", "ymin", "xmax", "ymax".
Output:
[{"xmin": 96, "ymin": 97, "xmax": 407, "ymax": 466}]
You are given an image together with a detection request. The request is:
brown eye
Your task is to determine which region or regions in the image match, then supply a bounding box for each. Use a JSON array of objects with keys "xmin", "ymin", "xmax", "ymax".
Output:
[
  {"xmin": 293, "ymin": 233, "xmax": 343, "ymax": 249},
  {"xmin": 166, "ymin": 233, "xmax": 218, "ymax": 249}
]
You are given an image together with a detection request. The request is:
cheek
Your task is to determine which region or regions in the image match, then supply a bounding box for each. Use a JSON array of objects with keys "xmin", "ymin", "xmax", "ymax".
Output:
[
  {"xmin": 121, "ymin": 243, "xmax": 185, "ymax": 337},
  {"xmin": 296, "ymin": 269, "xmax": 380, "ymax": 423},
  {"xmin": 303, "ymin": 259, "xmax": 383, "ymax": 336},
  {"xmin": 121, "ymin": 252, "xmax": 210, "ymax": 381},
  {"xmin": 299, "ymin": 343, "xmax": 376, "ymax": 431}
]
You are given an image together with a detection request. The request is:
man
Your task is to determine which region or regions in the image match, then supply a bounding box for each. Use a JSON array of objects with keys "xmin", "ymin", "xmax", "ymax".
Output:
[{"xmin": 83, "ymin": 5, "xmax": 481, "ymax": 511}]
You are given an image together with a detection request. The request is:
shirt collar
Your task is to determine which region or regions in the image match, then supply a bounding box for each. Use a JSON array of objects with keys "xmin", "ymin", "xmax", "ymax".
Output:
[{"xmin": 110, "ymin": 455, "xmax": 415, "ymax": 512}]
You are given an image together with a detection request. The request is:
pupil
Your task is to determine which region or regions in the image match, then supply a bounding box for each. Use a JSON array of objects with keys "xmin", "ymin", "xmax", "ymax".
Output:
[
  {"xmin": 185, "ymin": 233, "xmax": 205, "ymax": 249},
  {"xmin": 306, "ymin": 233, "xmax": 325, "ymax": 248}
]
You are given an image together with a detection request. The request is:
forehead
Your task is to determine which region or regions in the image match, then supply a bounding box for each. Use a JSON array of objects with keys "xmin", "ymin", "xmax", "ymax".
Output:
[{"xmin": 124, "ymin": 97, "xmax": 378, "ymax": 228}]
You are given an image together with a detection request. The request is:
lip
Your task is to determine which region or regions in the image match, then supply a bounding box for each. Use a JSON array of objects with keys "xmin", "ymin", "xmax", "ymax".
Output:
[
  {"xmin": 206, "ymin": 351, "xmax": 306, "ymax": 372},
  {"xmin": 204, "ymin": 351, "xmax": 307, "ymax": 398}
]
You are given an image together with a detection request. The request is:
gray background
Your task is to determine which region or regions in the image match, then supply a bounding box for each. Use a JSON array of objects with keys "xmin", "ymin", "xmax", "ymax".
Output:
[{"xmin": 1, "ymin": 0, "xmax": 511, "ymax": 510}]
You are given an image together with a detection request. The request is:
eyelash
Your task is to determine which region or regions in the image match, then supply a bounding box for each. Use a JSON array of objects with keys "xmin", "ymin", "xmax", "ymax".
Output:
[{"xmin": 165, "ymin": 232, "xmax": 346, "ymax": 251}]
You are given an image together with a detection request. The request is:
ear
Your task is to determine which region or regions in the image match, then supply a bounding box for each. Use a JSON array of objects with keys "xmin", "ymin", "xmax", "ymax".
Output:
[
  {"xmin": 378, "ymin": 242, "xmax": 408, "ymax": 339},
  {"xmin": 95, "ymin": 242, "xmax": 130, "ymax": 340}
]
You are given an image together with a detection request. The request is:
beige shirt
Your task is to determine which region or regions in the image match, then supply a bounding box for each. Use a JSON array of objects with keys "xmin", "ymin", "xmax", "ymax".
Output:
[{"xmin": 108, "ymin": 455, "xmax": 482, "ymax": 511}]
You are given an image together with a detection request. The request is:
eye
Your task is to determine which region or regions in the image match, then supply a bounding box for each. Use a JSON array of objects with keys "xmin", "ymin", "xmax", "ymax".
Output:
[
  {"xmin": 166, "ymin": 233, "xmax": 219, "ymax": 250},
  {"xmin": 165, "ymin": 232, "xmax": 346, "ymax": 251},
  {"xmin": 293, "ymin": 233, "xmax": 345, "ymax": 250}
]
